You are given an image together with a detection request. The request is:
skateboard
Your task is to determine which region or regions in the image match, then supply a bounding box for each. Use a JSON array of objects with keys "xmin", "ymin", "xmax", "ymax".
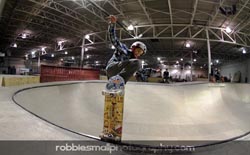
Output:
[{"xmin": 100, "ymin": 89, "xmax": 125, "ymax": 142}]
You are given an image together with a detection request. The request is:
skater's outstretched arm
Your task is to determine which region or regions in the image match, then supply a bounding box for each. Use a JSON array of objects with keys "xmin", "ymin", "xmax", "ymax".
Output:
[{"xmin": 108, "ymin": 15, "xmax": 129, "ymax": 55}]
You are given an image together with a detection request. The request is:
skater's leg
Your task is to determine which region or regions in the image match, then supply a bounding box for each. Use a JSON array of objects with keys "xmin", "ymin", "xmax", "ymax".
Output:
[
  {"xmin": 118, "ymin": 59, "xmax": 141, "ymax": 83},
  {"xmin": 106, "ymin": 59, "xmax": 141, "ymax": 83}
]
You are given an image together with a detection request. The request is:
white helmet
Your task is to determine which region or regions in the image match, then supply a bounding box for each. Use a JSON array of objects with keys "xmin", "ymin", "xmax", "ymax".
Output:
[{"xmin": 130, "ymin": 41, "xmax": 147, "ymax": 55}]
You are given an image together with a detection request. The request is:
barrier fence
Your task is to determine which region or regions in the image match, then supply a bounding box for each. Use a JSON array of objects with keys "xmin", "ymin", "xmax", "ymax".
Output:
[{"xmin": 40, "ymin": 65, "xmax": 100, "ymax": 82}]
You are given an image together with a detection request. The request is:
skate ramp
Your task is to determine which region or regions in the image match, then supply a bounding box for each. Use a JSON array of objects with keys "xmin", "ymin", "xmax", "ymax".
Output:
[{"xmin": 13, "ymin": 82, "xmax": 250, "ymax": 143}]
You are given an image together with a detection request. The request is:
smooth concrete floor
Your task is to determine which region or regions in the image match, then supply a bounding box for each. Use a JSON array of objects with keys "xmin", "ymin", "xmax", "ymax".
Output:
[
  {"xmin": 0, "ymin": 83, "xmax": 87, "ymax": 140},
  {"xmin": 11, "ymin": 81, "xmax": 250, "ymax": 142}
]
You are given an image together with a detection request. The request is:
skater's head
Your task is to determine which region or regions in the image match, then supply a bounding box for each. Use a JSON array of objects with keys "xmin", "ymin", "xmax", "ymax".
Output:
[{"xmin": 131, "ymin": 41, "xmax": 147, "ymax": 58}]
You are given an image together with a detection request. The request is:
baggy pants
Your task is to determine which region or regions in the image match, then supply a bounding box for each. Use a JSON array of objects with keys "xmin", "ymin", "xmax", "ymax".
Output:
[{"xmin": 106, "ymin": 59, "xmax": 141, "ymax": 83}]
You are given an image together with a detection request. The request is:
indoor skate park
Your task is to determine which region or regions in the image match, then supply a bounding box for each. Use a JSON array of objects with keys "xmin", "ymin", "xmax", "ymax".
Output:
[{"xmin": 1, "ymin": 0, "xmax": 250, "ymax": 155}]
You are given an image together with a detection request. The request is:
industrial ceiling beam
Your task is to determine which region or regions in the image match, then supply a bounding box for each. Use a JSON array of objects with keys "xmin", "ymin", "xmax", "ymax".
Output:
[
  {"xmin": 85, "ymin": 24, "xmax": 250, "ymax": 48},
  {"xmin": 138, "ymin": 0, "xmax": 152, "ymax": 24},
  {"xmin": 167, "ymin": 0, "xmax": 173, "ymax": 36},
  {"xmin": 207, "ymin": 0, "xmax": 226, "ymax": 26},
  {"xmin": 190, "ymin": 0, "xmax": 199, "ymax": 25},
  {"xmin": 28, "ymin": 0, "xmax": 100, "ymax": 31}
]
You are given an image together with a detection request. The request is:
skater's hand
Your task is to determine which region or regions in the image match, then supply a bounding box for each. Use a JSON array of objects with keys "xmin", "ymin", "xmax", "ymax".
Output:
[{"xmin": 108, "ymin": 15, "xmax": 117, "ymax": 23}]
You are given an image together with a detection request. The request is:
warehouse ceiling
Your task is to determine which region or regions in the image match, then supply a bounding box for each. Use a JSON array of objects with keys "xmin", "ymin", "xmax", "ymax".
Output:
[{"xmin": 0, "ymin": 0, "xmax": 250, "ymax": 68}]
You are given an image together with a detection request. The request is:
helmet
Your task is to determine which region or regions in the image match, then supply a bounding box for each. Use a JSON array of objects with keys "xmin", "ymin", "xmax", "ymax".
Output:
[{"xmin": 130, "ymin": 41, "xmax": 147, "ymax": 55}]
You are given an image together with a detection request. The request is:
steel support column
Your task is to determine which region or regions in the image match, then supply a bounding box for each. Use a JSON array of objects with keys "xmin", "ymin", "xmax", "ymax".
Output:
[
  {"xmin": 38, "ymin": 51, "xmax": 41, "ymax": 73},
  {"xmin": 206, "ymin": 29, "xmax": 212, "ymax": 81},
  {"xmin": 80, "ymin": 37, "xmax": 86, "ymax": 68}
]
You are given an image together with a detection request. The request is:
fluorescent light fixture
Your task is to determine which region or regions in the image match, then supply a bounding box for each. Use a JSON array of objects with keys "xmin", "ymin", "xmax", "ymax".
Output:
[
  {"xmin": 65, "ymin": 51, "xmax": 68, "ymax": 55},
  {"xmin": 185, "ymin": 43, "xmax": 191, "ymax": 48},
  {"xmin": 51, "ymin": 54, "xmax": 54, "ymax": 57},
  {"xmin": 111, "ymin": 45, "xmax": 115, "ymax": 49},
  {"xmin": 243, "ymin": 48, "xmax": 246, "ymax": 54},
  {"xmin": 72, "ymin": 56, "xmax": 75, "ymax": 60},
  {"xmin": 13, "ymin": 43, "xmax": 17, "ymax": 48},
  {"xmin": 58, "ymin": 41, "xmax": 63, "ymax": 46},
  {"xmin": 226, "ymin": 27, "xmax": 232, "ymax": 33},
  {"xmin": 127, "ymin": 24, "xmax": 134, "ymax": 31},
  {"xmin": 85, "ymin": 35, "xmax": 90, "ymax": 39},
  {"xmin": 138, "ymin": 34, "xmax": 143, "ymax": 38},
  {"xmin": 21, "ymin": 33, "xmax": 27, "ymax": 39}
]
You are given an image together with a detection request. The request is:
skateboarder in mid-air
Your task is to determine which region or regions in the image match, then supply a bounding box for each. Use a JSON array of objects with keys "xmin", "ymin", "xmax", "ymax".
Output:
[{"xmin": 106, "ymin": 15, "xmax": 147, "ymax": 90}]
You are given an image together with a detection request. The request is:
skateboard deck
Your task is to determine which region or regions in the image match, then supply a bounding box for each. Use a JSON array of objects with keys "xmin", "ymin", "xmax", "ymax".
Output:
[{"xmin": 100, "ymin": 90, "xmax": 124, "ymax": 142}]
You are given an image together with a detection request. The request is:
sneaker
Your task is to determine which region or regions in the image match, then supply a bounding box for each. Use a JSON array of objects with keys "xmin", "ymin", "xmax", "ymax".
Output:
[{"xmin": 106, "ymin": 75, "xmax": 125, "ymax": 91}]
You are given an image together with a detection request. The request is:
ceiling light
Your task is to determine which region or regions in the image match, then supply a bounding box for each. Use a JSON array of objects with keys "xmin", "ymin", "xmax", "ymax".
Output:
[
  {"xmin": 193, "ymin": 59, "xmax": 197, "ymax": 62},
  {"xmin": 58, "ymin": 41, "xmax": 63, "ymax": 46},
  {"xmin": 185, "ymin": 43, "xmax": 191, "ymax": 48},
  {"xmin": 111, "ymin": 45, "xmax": 115, "ymax": 49},
  {"xmin": 127, "ymin": 24, "xmax": 134, "ymax": 31},
  {"xmin": 85, "ymin": 48, "xmax": 88, "ymax": 51},
  {"xmin": 160, "ymin": 60, "xmax": 164, "ymax": 64},
  {"xmin": 142, "ymin": 60, "xmax": 145, "ymax": 64},
  {"xmin": 157, "ymin": 57, "xmax": 161, "ymax": 61},
  {"xmin": 200, "ymin": 66, "xmax": 203, "ymax": 69},
  {"xmin": 51, "ymin": 54, "xmax": 54, "ymax": 57},
  {"xmin": 13, "ymin": 43, "xmax": 17, "ymax": 48},
  {"xmin": 180, "ymin": 58, "xmax": 183, "ymax": 61},
  {"xmin": 176, "ymin": 61, "xmax": 179, "ymax": 64},
  {"xmin": 243, "ymin": 48, "xmax": 246, "ymax": 54},
  {"xmin": 226, "ymin": 27, "xmax": 232, "ymax": 33},
  {"xmin": 72, "ymin": 56, "xmax": 75, "ymax": 60},
  {"xmin": 41, "ymin": 47, "xmax": 46, "ymax": 51},
  {"xmin": 25, "ymin": 54, "xmax": 28, "ymax": 58},
  {"xmin": 216, "ymin": 59, "xmax": 219, "ymax": 63},
  {"xmin": 21, "ymin": 33, "xmax": 27, "ymax": 39},
  {"xmin": 86, "ymin": 55, "xmax": 90, "ymax": 59},
  {"xmin": 85, "ymin": 35, "xmax": 90, "ymax": 39},
  {"xmin": 60, "ymin": 58, "xmax": 63, "ymax": 61},
  {"xmin": 95, "ymin": 61, "xmax": 99, "ymax": 64},
  {"xmin": 65, "ymin": 51, "xmax": 68, "ymax": 55},
  {"xmin": 31, "ymin": 51, "xmax": 36, "ymax": 55}
]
